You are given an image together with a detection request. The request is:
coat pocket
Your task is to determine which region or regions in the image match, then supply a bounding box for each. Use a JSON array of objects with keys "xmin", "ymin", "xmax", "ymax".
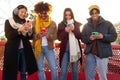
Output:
[{"xmin": 99, "ymin": 46, "xmax": 112, "ymax": 58}]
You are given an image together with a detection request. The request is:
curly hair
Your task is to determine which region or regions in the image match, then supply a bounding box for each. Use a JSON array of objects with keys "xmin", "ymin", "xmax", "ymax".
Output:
[{"xmin": 34, "ymin": 1, "xmax": 52, "ymax": 14}]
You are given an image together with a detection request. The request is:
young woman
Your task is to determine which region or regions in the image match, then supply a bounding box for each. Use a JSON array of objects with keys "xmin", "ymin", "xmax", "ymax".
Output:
[
  {"xmin": 57, "ymin": 8, "xmax": 82, "ymax": 80},
  {"xmin": 33, "ymin": 1, "xmax": 58, "ymax": 80},
  {"xmin": 2, "ymin": 5, "xmax": 38, "ymax": 80}
]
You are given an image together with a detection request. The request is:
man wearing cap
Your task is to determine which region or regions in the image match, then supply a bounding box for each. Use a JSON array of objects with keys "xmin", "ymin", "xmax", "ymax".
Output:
[{"xmin": 81, "ymin": 5, "xmax": 117, "ymax": 80}]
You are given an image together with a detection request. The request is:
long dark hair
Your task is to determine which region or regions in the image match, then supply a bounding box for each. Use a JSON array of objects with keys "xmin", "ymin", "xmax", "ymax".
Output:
[
  {"xmin": 13, "ymin": 5, "xmax": 27, "ymax": 24},
  {"xmin": 62, "ymin": 8, "xmax": 76, "ymax": 22}
]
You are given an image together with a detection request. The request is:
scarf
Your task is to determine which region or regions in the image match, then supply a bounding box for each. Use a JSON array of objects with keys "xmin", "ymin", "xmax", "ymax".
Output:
[
  {"xmin": 69, "ymin": 31, "xmax": 81, "ymax": 62},
  {"xmin": 8, "ymin": 17, "xmax": 27, "ymax": 36},
  {"xmin": 34, "ymin": 16, "xmax": 51, "ymax": 59},
  {"xmin": 67, "ymin": 19, "xmax": 81, "ymax": 62}
]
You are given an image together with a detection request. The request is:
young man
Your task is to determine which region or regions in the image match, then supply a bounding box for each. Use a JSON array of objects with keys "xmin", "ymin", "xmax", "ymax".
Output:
[{"xmin": 81, "ymin": 5, "xmax": 117, "ymax": 80}]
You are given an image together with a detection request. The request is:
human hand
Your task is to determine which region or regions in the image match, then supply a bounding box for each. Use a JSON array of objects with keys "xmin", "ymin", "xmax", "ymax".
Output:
[
  {"xmin": 89, "ymin": 35, "xmax": 97, "ymax": 40},
  {"xmin": 96, "ymin": 33, "xmax": 103, "ymax": 39},
  {"xmin": 65, "ymin": 27, "xmax": 71, "ymax": 32},
  {"xmin": 36, "ymin": 32, "xmax": 44, "ymax": 38},
  {"xmin": 45, "ymin": 32, "xmax": 49, "ymax": 38},
  {"xmin": 24, "ymin": 20, "xmax": 32, "ymax": 31},
  {"xmin": 69, "ymin": 25, "xmax": 74, "ymax": 31}
]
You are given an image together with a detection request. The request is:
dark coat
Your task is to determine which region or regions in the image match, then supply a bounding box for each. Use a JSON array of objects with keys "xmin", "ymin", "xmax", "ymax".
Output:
[
  {"xmin": 57, "ymin": 21, "xmax": 82, "ymax": 67},
  {"xmin": 2, "ymin": 20, "xmax": 38, "ymax": 80},
  {"xmin": 81, "ymin": 16, "xmax": 117, "ymax": 58}
]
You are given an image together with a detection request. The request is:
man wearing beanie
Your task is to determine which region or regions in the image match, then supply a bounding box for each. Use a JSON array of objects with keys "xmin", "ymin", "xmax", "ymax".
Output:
[{"xmin": 81, "ymin": 5, "xmax": 117, "ymax": 80}]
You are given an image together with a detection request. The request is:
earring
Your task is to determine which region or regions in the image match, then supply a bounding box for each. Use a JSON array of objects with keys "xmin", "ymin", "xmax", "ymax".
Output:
[{"xmin": 13, "ymin": 7, "xmax": 18, "ymax": 15}]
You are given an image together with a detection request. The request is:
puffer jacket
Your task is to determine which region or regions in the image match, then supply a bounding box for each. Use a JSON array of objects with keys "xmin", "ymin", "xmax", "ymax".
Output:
[{"xmin": 81, "ymin": 16, "xmax": 117, "ymax": 58}]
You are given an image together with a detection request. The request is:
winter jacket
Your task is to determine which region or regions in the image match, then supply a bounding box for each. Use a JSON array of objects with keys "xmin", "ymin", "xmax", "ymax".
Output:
[{"xmin": 81, "ymin": 16, "xmax": 117, "ymax": 58}]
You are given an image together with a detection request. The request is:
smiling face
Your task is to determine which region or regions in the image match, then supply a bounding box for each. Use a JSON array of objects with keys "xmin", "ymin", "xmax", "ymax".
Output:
[
  {"xmin": 39, "ymin": 11, "xmax": 48, "ymax": 20},
  {"xmin": 90, "ymin": 9, "xmax": 100, "ymax": 21},
  {"xmin": 65, "ymin": 11, "xmax": 72, "ymax": 21},
  {"xmin": 18, "ymin": 8, "xmax": 27, "ymax": 19}
]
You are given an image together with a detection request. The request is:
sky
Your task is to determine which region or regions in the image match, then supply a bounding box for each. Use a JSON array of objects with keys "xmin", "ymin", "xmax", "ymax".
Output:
[{"xmin": 0, "ymin": 0, "xmax": 120, "ymax": 36}]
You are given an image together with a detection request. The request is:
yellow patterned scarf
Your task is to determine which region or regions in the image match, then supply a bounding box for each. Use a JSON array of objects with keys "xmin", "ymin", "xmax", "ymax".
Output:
[{"xmin": 34, "ymin": 16, "xmax": 51, "ymax": 59}]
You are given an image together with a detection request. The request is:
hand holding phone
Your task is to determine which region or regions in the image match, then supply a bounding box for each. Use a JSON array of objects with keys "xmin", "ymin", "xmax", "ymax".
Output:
[{"xmin": 40, "ymin": 28, "xmax": 46, "ymax": 33}]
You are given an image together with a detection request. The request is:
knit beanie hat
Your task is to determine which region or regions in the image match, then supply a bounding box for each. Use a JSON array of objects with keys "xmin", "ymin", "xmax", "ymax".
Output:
[{"xmin": 88, "ymin": 5, "xmax": 100, "ymax": 12}]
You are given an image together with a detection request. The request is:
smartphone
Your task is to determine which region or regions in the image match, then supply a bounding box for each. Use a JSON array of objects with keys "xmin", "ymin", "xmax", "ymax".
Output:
[
  {"xmin": 40, "ymin": 28, "xmax": 46, "ymax": 33},
  {"xmin": 92, "ymin": 32, "xmax": 98, "ymax": 36},
  {"xmin": 26, "ymin": 20, "xmax": 29, "ymax": 23}
]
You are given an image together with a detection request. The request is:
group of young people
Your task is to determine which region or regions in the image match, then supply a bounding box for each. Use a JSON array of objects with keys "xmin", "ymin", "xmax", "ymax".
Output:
[{"xmin": 2, "ymin": 1, "xmax": 117, "ymax": 80}]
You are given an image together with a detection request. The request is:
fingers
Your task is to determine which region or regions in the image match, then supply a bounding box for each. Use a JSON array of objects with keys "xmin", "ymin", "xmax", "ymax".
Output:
[
  {"xmin": 90, "ymin": 33, "xmax": 103, "ymax": 40},
  {"xmin": 65, "ymin": 26, "xmax": 74, "ymax": 32}
]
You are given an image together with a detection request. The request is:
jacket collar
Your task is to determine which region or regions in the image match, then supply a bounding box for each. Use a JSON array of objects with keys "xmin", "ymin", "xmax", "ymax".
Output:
[{"xmin": 87, "ymin": 16, "xmax": 105, "ymax": 25}]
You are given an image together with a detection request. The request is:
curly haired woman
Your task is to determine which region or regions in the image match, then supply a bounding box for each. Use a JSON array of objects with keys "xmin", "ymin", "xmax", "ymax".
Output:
[{"xmin": 33, "ymin": 1, "xmax": 58, "ymax": 80}]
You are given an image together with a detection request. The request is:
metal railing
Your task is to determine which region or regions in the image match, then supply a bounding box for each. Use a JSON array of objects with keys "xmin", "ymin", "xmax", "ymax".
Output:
[{"xmin": 0, "ymin": 42, "xmax": 120, "ymax": 74}]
